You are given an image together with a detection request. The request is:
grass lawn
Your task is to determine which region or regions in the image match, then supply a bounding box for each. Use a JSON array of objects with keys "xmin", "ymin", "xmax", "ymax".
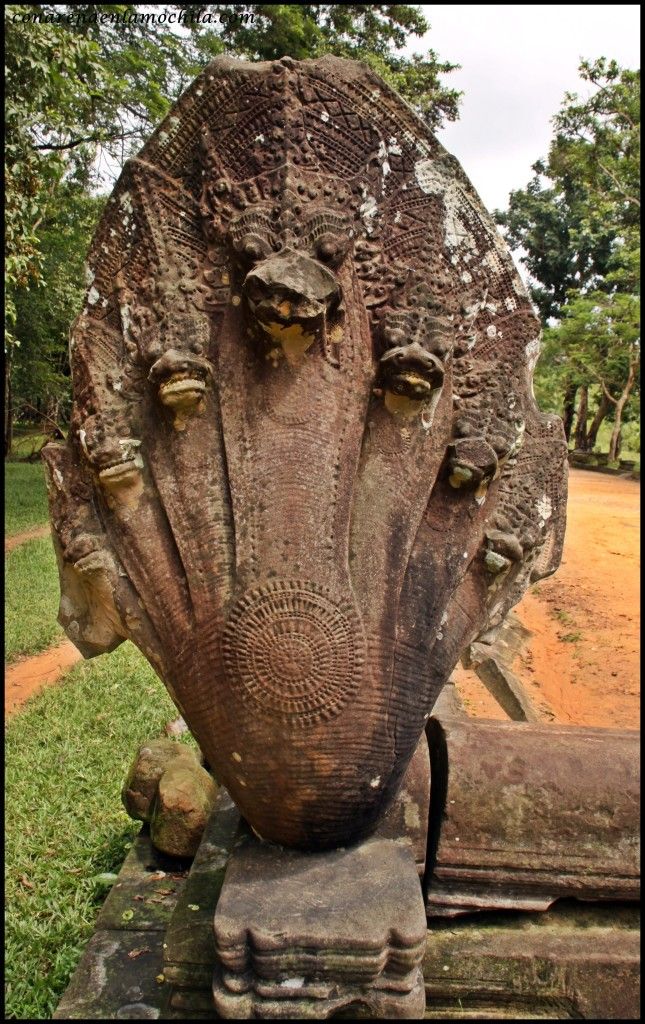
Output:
[
  {"xmin": 5, "ymin": 462, "xmax": 50, "ymax": 537},
  {"xmin": 5, "ymin": 642, "xmax": 193, "ymax": 1020},
  {"xmin": 5, "ymin": 536, "xmax": 64, "ymax": 662},
  {"xmin": 7, "ymin": 428, "xmax": 50, "ymax": 462}
]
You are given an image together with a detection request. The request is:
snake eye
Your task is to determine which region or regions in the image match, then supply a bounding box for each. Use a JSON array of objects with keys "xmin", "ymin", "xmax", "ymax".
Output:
[
  {"xmin": 383, "ymin": 325, "xmax": 406, "ymax": 347},
  {"xmin": 242, "ymin": 237, "xmax": 263, "ymax": 261},
  {"xmin": 235, "ymin": 232, "xmax": 270, "ymax": 264},
  {"xmin": 316, "ymin": 234, "xmax": 347, "ymax": 266}
]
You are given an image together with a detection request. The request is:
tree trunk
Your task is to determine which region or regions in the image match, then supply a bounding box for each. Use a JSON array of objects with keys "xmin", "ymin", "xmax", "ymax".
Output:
[
  {"xmin": 610, "ymin": 399, "xmax": 630, "ymax": 464},
  {"xmin": 573, "ymin": 386, "xmax": 589, "ymax": 450},
  {"xmin": 562, "ymin": 381, "xmax": 577, "ymax": 443},
  {"xmin": 587, "ymin": 394, "xmax": 611, "ymax": 450},
  {"xmin": 4, "ymin": 358, "xmax": 13, "ymax": 459},
  {"xmin": 609, "ymin": 406, "xmax": 625, "ymax": 462},
  {"xmin": 45, "ymin": 396, "xmax": 64, "ymax": 439},
  {"xmin": 607, "ymin": 361, "xmax": 637, "ymax": 462}
]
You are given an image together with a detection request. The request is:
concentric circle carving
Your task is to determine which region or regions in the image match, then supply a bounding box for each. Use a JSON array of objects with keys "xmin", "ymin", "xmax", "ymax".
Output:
[
  {"xmin": 222, "ymin": 579, "xmax": 364, "ymax": 722},
  {"xmin": 262, "ymin": 362, "xmax": 323, "ymax": 426}
]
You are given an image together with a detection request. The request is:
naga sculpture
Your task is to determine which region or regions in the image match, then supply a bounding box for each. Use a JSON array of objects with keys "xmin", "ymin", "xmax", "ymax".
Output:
[{"xmin": 44, "ymin": 55, "xmax": 567, "ymax": 850}]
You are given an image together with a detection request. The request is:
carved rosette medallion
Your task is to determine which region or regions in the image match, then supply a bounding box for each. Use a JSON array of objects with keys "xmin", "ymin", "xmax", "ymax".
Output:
[
  {"xmin": 44, "ymin": 54, "xmax": 567, "ymax": 849},
  {"xmin": 222, "ymin": 579, "xmax": 364, "ymax": 724}
]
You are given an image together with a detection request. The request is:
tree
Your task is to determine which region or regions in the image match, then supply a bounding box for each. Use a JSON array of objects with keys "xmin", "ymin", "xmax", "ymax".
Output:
[
  {"xmin": 496, "ymin": 58, "xmax": 640, "ymax": 452},
  {"xmin": 549, "ymin": 58, "xmax": 639, "ymax": 231},
  {"xmin": 497, "ymin": 58, "xmax": 639, "ymax": 317},
  {"xmin": 12, "ymin": 186, "xmax": 106, "ymax": 438},
  {"xmin": 496, "ymin": 169, "xmax": 615, "ymax": 322},
  {"xmin": 5, "ymin": 4, "xmax": 124, "ymax": 452},
  {"xmin": 542, "ymin": 290, "xmax": 639, "ymax": 462}
]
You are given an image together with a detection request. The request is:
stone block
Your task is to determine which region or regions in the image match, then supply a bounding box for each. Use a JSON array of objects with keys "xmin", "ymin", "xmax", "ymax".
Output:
[
  {"xmin": 423, "ymin": 901, "xmax": 640, "ymax": 1019},
  {"xmin": 52, "ymin": 928, "xmax": 170, "ymax": 1019},
  {"xmin": 212, "ymin": 833, "xmax": 428, "ymax": 1018},
  {"xmin": 150, "ymin": 760, "xmax": 218, "ymax": 858},
  {"xmin": 431, "ymin": 680, "xmax": 465, "ymax": 719},
  {"xmin": 97, "ymin": 828, "xmax": 191, "ymax": 933},
  {"xmin": 468, "ymin": 644, "xmax": 541, "ymax": 722},
  {"xmin": 122, "ymin": 739, "xmax": 201, "ymax": 823},
  {"xmin": 425, "ymin": 718, "xmax": 640, "ymax": 917},
  {"xmin": 164, "ymin": 788, "xmax": 241, "ymax": 989}
]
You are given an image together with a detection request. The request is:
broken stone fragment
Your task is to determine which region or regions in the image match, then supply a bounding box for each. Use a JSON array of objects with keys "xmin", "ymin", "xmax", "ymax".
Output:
[
  {"xmin": 121, "ymin": 738, "xmax": 200, "ymax": 822},
  {"xmin": 150, "ymin": 760, "xmax": 218, "ymax": 858}
]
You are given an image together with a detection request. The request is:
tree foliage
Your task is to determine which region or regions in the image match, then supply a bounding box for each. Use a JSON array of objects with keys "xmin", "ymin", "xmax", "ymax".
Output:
[
  {"xmin": 5, "ymin": 3, "xmax": 201, "ymax": 306},
  {"xmin": 550, "ymin": 58, "xmax": 639, "ymax": 230},
  {"xmin": 497, "ymin": 58, "xmax": 640, "ymax": 456},
  {"xmin": 6, "ymin": 8, "xmax": 114, "ymax": 316},
  {"xmin": 497, "ymin": 170, "xmax": 616, "ymax": 322},
  {"xmin": 12, "ymin": 187, "xmax": 106, "ymax": 428},
  {"xmin": 540, "ymin": 290, "xmax": 639, "ymax": 460}
]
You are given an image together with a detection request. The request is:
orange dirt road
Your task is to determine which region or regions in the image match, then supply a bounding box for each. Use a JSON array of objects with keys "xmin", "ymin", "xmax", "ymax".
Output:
[
  {"xmin": 5, "ymin": 524, "xmax": 50, "ymax": 552},
  {"xmin": 456, "ymin": 469, "xmax": 640, "ymax": 729},
  {"xmin": 5, "ymin": 640, "xmax": 81, "ymax": 717}
]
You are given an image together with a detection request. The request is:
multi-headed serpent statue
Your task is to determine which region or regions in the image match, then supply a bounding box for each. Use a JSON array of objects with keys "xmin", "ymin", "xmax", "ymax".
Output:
[{"xmin": 44, "ymin": 55, "xmax": 567, "ymax": 851}]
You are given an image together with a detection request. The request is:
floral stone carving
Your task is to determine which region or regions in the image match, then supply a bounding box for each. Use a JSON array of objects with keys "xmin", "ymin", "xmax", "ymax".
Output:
[{"xmin": 44, "ymin": 54, "xmax": 567, "ymax": 849}]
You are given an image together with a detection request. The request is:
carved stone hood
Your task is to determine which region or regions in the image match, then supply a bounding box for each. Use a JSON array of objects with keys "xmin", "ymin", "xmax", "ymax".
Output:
[{"xmin": 44, "ymin": 55, "xmax": 567, "ymax": 849}]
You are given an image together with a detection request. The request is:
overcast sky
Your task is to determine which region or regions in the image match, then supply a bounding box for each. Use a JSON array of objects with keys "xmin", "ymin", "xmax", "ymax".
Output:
[{"xmin": 405, "ymin": 5, "xmax": 640, "ymax": 213}]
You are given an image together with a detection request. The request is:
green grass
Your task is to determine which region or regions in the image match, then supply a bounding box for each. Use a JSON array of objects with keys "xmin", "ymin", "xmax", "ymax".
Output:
[
  {"xmin": 7, "ymin": 429, "xmax": 50, "ymax": 463},
  {"xmin": 553, "ymin": 609, "xmax": 574, "ymax": 626},
  {"xmin": 5, "ymin": 642, "xmax": 193, "ymax": 1020},
  {"xmin": 4, "ymin": 437, "xmax": 198, "ymax": 1018},
  {"xmin": 560, "ymin": 631, "xmax": 584, "ymax": 644},
  {"xmin": 5, "ymin": 537, "xmax": 63, "ymax": 662},
  {"xmin": 5, "ymin": 462, "xmax": 50, "ymax": 537}
]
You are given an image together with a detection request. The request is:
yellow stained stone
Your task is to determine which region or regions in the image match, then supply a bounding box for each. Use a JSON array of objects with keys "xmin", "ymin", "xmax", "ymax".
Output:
[
  {"xmin": 384, "ymin": 391, "xmax": 424, "ymax": 419},
  {"xmin": 264, "ymin": 322, "xmax": 315, "ymax": 364}
]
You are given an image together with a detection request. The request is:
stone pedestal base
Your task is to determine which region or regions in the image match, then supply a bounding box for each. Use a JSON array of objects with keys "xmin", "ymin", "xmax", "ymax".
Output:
[
  {"xmin": 52, "ymin": 719, "xmax": 640, "ymax": 1020},
  {"xmin": 213, "ymin": 971, "xmax": 425, "ymax": 1019},
  {"xmin": 423, "ymin": 901, "xmax": 640, "ymax": 1019},
  {"xmin": 212, "ymin": 832, "xmax": 428, "ymax": 1019}
]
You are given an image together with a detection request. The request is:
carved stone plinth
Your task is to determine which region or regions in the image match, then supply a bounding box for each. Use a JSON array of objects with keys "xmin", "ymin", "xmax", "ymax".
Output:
[
  {"xmin": 162, "ymin": 739, "xmax": 429, "ymax": 1018},
  {"xmin": 424, "ymin": 901, "xmax": 640, "ymax": 1019},
  {"xmin": 212, "ymin": 833, "xmax": 428, "ymax": 1019},
  {"xmin": 424, "ymin": 717, "xmax": 640, "ymax": 917},
  {"xmin": 53, "ymin": 719, "xmax": 641, "ymax": 1020}
]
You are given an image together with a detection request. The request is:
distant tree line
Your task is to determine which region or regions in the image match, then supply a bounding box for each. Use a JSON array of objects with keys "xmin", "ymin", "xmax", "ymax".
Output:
[{"xmin": 496, "ymin": 59, "xmax": 640, "ymax": 463}]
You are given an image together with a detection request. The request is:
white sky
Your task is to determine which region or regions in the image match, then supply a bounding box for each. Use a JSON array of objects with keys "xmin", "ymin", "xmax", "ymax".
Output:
[{"xmin": 406, "ymin": 5, "xmax": 641, "ymax": 213}]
